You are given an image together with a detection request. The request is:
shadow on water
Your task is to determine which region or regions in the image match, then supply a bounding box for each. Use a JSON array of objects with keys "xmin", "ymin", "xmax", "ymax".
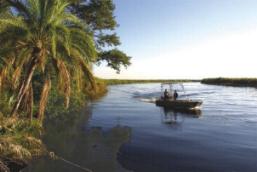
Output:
[{"xmin": 23, "ymin": 108, "xmax": 132, "ymax": 172}]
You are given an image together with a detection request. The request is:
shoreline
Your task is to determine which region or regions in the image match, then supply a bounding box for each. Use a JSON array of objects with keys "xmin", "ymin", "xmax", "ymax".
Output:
[{"xmin": 103, "ymin": 79, "xmax": 200, "ymax": 85}]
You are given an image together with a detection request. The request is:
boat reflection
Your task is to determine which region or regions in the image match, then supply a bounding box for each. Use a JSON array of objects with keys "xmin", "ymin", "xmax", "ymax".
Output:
[
  {"xmin": 163, "ymin": 107, "xmax": 202, "ymax": 116},
  {"xmin": 161, "ymin": 107, "xmax": 202, "ymax": 127}
]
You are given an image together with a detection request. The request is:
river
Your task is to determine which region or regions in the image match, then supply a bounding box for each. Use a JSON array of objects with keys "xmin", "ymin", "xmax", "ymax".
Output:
[{"xmin": 24, "ymin": 83, "xmax": 257, "ymax": 172}]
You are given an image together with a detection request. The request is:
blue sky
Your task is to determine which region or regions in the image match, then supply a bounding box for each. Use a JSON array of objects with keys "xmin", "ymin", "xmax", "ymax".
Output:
[{"xmin": 94, "ymin": 0, "xmax": 257, "ymax": 79}]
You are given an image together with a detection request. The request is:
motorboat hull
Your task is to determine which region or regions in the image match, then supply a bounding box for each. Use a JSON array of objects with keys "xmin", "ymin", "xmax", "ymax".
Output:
[{"xmin": 156, "ymin": 99, "xmax": 202, "ymax": 110}]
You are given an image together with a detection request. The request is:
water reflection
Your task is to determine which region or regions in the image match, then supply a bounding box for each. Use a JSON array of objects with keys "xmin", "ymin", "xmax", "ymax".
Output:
[
  {"xmin": 161, "ymin": 107, "xmax": 201, "ymax": 127},
  {"xmin": 24, "ymin": 110, "xmax": 132, "ymax": 172}
]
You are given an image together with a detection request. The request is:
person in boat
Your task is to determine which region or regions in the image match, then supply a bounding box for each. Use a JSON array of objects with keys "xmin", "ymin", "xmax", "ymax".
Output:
[
  {"xmin": 164, "ymin": 89, "xmax": 169, "ymax": 100},
  {"xmin": 173, "ymin": 90, "xmax": 178, "ymax": 100}
]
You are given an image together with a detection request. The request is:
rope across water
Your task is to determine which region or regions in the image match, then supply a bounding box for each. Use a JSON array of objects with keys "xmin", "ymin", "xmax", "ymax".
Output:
[{"xmin": 49, "ymin": 152, "xmax": 93, "ymax": 172}]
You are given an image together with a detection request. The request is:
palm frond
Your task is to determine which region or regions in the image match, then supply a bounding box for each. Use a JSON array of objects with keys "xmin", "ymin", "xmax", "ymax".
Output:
[
  {"xmin": 55, "ymin": 25, "xmax": 71, "ymax": 55},
  {"xmin": 27, "ymin": 0, "xmax": 40, "ymax": 20},
  {"xmin": 12, "ymin": 67, "xmax": 22, "ymax": 89},
  {"xmin": 76, "ymin": 56, "xmax": 96, "ymax": 89},
  {"xmin": 55, "ymin": 58, "xmax": 71, "ymax": 108},
  {"xmin": 38, "ymin": 78, "xmax": 51, "ymax": 122},
  {"xmin": 6, "ymin": 0, "xmax": 32, "ymax": 19},
  {"xmin": 0, "ymin": 17, "xmax": 27, "ymax": 31}
]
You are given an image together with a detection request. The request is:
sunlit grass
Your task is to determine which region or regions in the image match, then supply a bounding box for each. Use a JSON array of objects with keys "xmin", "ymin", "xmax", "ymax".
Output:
[{"xmin": 0, "ymin": 114, "xmax": 46, "ymax": 169}]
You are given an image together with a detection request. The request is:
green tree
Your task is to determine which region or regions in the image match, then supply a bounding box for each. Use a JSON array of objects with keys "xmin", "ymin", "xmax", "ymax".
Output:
[
  {"xmin": 70, "ymin": 0, "xmax": 131, "ymax": 73},
  {"xmin": 0, "ymin": 0, "xmax": 96, "ymax": 121}
]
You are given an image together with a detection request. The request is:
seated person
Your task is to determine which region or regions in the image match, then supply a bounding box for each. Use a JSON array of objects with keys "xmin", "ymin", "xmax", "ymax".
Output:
[
  {"xmin": 173, "ymin": 90, "xmax": 178, "ymax": 100},
  {"xmin": 164, "ymin": 89, "xmax": 169, "ymax": 99}
]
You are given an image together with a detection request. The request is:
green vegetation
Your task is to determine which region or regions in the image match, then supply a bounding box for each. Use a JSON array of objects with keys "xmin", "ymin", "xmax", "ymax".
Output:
[
  {"xmin": 201, "ymin": 78, "xmax": 257, "ymax": 87},
  {"xmin": 0, "ymin": 0, "xmax": 129, "ymax": 171},
  {"xmin": 104, "ymin": 79, "xmax": 200, "ymax": 85},
  {"xmin": 0, "ymin": 115, "xmax": 46, "ymax": 171},
  {"xmin": 70, "ymin": 0, "xmax": 131, "ymax": 73},
  {"xmin": 1, "ymin": 0, "xmax": 98, "ymax": 119}
]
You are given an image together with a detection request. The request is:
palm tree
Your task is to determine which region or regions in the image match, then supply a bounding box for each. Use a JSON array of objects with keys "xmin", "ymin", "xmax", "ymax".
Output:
[{"xmin": 0, "ymin": 0, "xmax": 96, "ymax": 121}]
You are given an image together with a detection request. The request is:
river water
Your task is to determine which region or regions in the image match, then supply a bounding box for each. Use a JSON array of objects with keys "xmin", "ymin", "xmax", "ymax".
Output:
[{"xmin": 24, "ymin": 83, "xmax": 257, "ymax": 172}]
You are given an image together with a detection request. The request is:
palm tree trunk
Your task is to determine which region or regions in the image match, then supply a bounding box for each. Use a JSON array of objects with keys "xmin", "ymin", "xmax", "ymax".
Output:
[{"xmin": 11, "ymin": 56, "xmax": 38, "ymax": 117}]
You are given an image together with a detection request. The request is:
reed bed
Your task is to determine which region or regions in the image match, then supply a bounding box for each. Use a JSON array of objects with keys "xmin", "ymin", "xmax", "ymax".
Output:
[{"xmin": 201, "ymin": 78, "xmax": 257, "ymax": 87}]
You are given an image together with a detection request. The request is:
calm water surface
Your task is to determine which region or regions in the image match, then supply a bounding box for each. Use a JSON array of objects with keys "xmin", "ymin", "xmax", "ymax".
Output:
[{"xmin": 24, "ymin": 83, "xmax": 257, "ymax": 172}]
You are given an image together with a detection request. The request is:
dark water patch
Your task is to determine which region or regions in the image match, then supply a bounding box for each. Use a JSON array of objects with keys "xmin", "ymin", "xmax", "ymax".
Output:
[{"xmin": 118, "ymin": 143, "xmax": 257, "ymax": 172}]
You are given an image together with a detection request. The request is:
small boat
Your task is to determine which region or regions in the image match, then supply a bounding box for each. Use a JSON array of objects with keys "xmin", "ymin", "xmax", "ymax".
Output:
[
  {"xmin": 156, "ymin": 99, "xmax": 202, "ymax": 110},
  {"xmin": 155, "ymin": 83, "xmax": 203, "ymax": 110}
]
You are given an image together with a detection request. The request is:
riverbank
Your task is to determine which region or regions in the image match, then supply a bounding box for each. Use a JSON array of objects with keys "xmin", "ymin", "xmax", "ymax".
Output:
[
  {"xmin": 201, "ymin": 78, "xmax": 257, "ymax": 88},
  {"xmin": 0, "ymin": 79, "xmax": 107, "ymax": 172},
  {"xmin": 103, "ymin": 79, "xmax": 200, "ymax": 85}
]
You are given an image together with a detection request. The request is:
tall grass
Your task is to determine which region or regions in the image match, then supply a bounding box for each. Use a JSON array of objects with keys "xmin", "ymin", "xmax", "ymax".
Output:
[
  {"xmin": 0, "ymin": 114, "xmax": 46, "ymax": 170},
  {"xmin": 201, "ymin": 77, "xmax": 257, "ymax": 87}
]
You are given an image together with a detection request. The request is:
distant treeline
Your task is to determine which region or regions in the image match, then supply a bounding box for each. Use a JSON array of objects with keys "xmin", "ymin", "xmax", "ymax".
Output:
[
  {"xmin": 103, "ymin": 78, "xmax": 257, "ymax": 88},
  {"xmin": 201, "ymin": 78, "xmax": 257, "ymax": 87},
  {"xmin": 104, "ymin": 79, "xmax": 200, "ymax": 85}
]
